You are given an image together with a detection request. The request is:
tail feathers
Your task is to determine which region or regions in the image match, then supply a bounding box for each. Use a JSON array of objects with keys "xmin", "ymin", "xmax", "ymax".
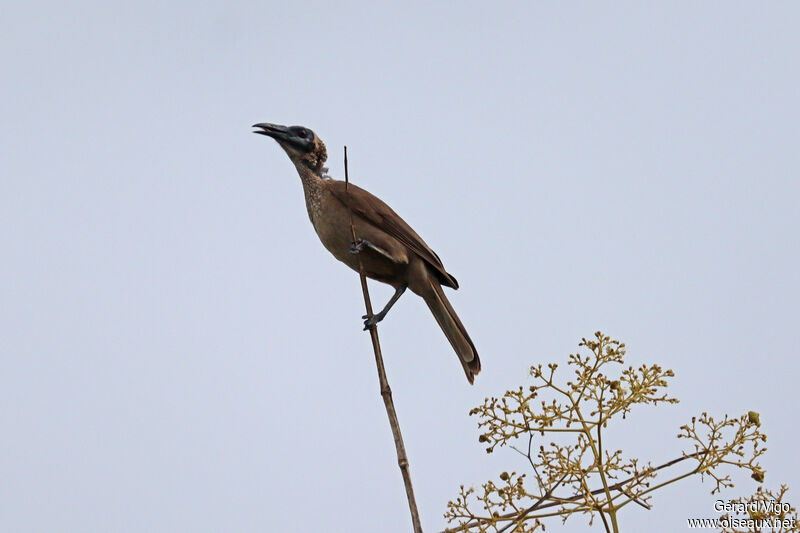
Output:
[{"xmin": 424, "ymin": 279, "xmax": 481, "ymax": 384}]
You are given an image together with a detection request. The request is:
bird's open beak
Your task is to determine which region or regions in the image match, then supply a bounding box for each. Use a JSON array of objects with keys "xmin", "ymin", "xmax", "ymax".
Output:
[{"xmin": 252, "ymin": 123, "xmax": 290, "ymax": 140}]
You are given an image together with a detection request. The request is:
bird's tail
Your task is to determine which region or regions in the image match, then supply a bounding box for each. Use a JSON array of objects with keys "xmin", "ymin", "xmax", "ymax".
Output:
[{"xmin": 423, "ymin": 278, "xmax": 481, "ymax": 384}]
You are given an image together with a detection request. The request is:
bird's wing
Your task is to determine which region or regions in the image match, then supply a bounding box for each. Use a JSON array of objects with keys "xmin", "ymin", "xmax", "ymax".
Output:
[{"xmin": 328, "ymin": 180, "xmax": 459, "ymax": 289}]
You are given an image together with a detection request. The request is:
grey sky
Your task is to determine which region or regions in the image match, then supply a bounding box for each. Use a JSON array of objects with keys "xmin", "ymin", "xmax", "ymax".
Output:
[{"xmin": 1, "ymin": 2, "xmax": 798, "ymax": 532}]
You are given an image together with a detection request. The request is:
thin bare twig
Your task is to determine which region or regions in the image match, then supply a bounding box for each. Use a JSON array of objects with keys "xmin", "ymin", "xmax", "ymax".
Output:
[
  {"xmin": 496, "ymin": 473, "xmax": 570, "ymax": 533},
  {"xmin": 509, "ymin": 433, "xmax": 543, "ymax": 494},
  {"xmin": 441, "ymin": 451, "xmax": 705, "ymax": 533},
  {"xmin": 345, "ymin": 146, "xmax": 424, "ymax": 533}
]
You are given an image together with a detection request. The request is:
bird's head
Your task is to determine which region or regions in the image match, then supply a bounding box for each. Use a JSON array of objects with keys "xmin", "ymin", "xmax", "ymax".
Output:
[{"xmin": 253, "ymin": 123, "xmax": 328, "ymax": 174}]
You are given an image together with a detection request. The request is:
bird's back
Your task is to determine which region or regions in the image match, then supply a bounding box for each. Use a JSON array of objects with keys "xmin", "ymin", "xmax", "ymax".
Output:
[{"xmin": 326, "ymin": 180, "xmax": 459, "ymax": 289}]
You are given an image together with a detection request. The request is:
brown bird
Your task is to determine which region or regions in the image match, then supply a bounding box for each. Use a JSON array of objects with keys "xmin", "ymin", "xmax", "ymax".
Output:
[{"xmin": 253, "ymin": 123, "xmax": 480, "ymax": 384}]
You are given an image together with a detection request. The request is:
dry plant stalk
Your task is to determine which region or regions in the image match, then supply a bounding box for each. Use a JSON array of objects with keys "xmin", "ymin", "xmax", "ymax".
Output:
[
  {"xmin": 443, "ymin": 332, "xmax": 773, "ymax": 533},
  {"xmin": 344, "ymin": 146, "xmax": 424, "ymax": 533}
]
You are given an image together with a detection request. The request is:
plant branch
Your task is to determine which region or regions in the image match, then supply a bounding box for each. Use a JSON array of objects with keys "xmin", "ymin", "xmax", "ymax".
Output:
[
  {"xmin": 440, "ymin": 451, "xmax": 705, "ymax": 533},
  {"xmin": 345, "ymin": 146, "xmax": 423, "ymax": 533}
]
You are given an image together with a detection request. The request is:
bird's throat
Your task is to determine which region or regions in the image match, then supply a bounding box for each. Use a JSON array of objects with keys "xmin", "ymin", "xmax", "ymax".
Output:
[{"xmin": 296, "ymin": 165, "xmax": 325, "ymax": 226}]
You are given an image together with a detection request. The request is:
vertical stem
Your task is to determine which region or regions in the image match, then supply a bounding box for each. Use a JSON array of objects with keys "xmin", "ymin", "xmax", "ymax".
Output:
[
  {"xmin": 570, "ymin": 396, "xmax": 618, "ymax": 533},
  {"xmin": 345, "ymin": 147, "xmax": 424, "ymax": 533}
]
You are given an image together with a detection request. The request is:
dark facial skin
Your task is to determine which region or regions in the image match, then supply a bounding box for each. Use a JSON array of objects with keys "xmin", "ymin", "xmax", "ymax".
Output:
[{"xmin": 253, "ymin": 123, "xmax": 315, "ymax": 152}]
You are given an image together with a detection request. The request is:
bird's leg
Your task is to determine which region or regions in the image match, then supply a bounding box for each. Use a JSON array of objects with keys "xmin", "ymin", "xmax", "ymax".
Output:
[
  {"xmin": 363, "ymin": 284, "xmax": 407, "ymax": 330},
  {"xmin": 350, "ymin": 239, "xmax": 402, "ymax": 264}
]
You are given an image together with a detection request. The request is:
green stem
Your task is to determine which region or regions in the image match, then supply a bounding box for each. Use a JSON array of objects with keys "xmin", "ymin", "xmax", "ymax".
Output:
[
  {"xmin": 615, "ymin": 469, "xmax": 699, "ymax": 511},
  {"xmin": 569, "ymin": 393, "xmax": 618, "ymax": 533}
]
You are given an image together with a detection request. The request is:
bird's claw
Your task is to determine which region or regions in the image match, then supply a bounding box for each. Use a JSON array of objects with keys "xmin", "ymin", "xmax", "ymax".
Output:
[
  {"xmin": 362, "ymin": 313, "xmax": 383, "ymax": 330},
  {"xmin": 349, "ymin": 240, "xmax": 367, "ymax": 254}
]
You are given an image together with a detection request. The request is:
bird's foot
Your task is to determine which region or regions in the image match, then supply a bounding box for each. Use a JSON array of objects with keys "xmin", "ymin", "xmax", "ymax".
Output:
[
  {"xmin": 349, "ymin": 239, "xmax": 369, "ymax": 254},
  {"xmin": 362, "ymin": 312, "xmax": 386, "ymax": 330},
  {"xmin": 349, "ymin": 239, "xmax": 402, "ymax": 264}
]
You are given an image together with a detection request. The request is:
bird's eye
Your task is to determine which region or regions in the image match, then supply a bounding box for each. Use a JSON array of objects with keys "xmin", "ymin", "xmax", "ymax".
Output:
[{"xmin": 297, "ymin": 128, "xmax": 308, "ymax": 138}]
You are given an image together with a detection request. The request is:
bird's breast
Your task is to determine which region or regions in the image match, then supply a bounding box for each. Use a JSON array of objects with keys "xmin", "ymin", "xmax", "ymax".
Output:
[
  {"xmin": 312, "ymin": 193, "xmax": 354, "ymax": 259},
  {"xmin": 309, "ymin": 194, "xmax": 406, "ymax": 285},
  {"xmin": 302, "ymin": 179, "xmax": 325, "ymax": 225}
]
